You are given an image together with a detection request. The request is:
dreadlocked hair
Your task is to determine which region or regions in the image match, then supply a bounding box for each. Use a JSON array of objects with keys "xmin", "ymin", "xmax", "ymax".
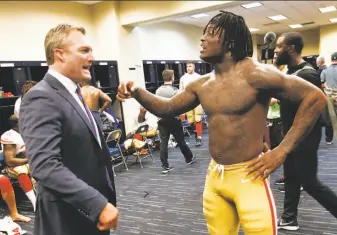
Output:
[
  {"xmin": 21, "ymin": 80, "xmax": 37, "ymax": 97},
  {"xmin": 203, "ymin": 11, "xmax": 253, "ymax": 62}
]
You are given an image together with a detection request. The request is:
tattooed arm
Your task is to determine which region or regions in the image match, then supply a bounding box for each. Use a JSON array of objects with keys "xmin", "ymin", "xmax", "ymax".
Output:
[
  {"xmin": 116, "ymin": 80, "xmax": 200, "ymax": 118},
  {"xmin": 253, "ymin": 64, "xmax": 327, "ymax": 155}
]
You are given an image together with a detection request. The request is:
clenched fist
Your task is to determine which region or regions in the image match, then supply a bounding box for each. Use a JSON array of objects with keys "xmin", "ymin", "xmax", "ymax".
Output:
[
  {"xmin": 116, "ymin": 81, "xmax": 138, "ymax": 102},
  {"xmin": 97, "ymin": 203, "xmax": 119, "ymax": 231}
]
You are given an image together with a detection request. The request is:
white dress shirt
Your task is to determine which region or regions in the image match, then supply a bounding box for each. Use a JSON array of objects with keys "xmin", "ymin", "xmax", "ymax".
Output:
[{"xmin": 48, "ymin": 69, "xmax": 101, "ymax": 147}]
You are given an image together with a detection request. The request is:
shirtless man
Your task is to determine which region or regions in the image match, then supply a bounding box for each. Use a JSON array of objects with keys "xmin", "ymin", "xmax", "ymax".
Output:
[
  {"xmin": 179, "ymin": 62, "xmax": 203, "ymax": 146},
  {"xmin": 80, "ymin": 80, "xmax": 112, "ymax": 128},
  {"xmin": 117, "ymin": 11, "xmax": 326, "ymax": 235}
]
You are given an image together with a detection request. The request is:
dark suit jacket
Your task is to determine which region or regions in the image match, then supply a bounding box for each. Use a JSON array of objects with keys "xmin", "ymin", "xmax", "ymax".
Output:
[{"xmin": 19, "ymin": 74, "xmax": 116, "ymax": 235}]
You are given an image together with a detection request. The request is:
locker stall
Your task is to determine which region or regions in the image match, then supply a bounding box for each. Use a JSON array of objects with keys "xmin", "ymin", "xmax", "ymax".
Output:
[
  {"xmin": 142, "ymin": 60, "xmax": 213, "ymax": 92},
  {"xmin": 0, "ymin": 60, "xmax": 126, "ymax": 143}
]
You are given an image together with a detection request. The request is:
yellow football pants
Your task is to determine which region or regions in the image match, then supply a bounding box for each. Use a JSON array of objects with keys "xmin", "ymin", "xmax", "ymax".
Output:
[
  {"xmin": 186, "ymin": 104, "xmax": 203, "ymax": 124},
  {"xmin": 203, "ymin": 158, "xmax": 277, "ymax": 235},
  {"xmin": 7, "ymin": 164, "xmax": 30, "ymax": 179}
]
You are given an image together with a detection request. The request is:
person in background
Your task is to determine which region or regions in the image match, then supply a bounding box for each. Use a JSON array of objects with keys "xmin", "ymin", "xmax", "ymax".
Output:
[
  {"xmin": 274, "ymin": 32, "xmax": 337, "ymax": 231},
  {"xmin": 179, "ymin": 62, "xmax": 203, "ymax": 147},
  {"xmin": 1, "ymin": 115, "xmax": 36, "ymax": 212},
  {"xmin": 317, "ymin": 55, "xmax": 334, "ymax": 144},
  {"xmin": 80, "ymin": 80, "xmax": 112, "ymax": 130},
  {"xmin": 316, "ymin": 56, "xmax": 327, "ymax": 80},
  {"xmin": 157, "ymin": 69, "xmax": 196, "ymax": 173},
  {"xmin": 0, "ymin": 174, "xmax": 31, "ymax": 222},
  {"xmin": 14, "ymin": 80, "xmax": 37, "ymax": 118}
]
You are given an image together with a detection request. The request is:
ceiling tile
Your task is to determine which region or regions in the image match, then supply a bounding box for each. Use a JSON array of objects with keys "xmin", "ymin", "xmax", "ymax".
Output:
[{"xmin": 169, "ymin": 1, "xmax": 336, "ymax": 34}]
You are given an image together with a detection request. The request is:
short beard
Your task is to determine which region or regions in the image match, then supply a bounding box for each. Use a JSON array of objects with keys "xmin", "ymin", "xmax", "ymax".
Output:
[{"xmin": 275, "ymin": 52, "xmax": 290, "ymax": 66}]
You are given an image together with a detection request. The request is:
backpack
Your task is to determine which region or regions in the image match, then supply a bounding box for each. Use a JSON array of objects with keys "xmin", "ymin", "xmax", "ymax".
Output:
[{"xmin": 291, "ymin": 65, "xmax": 329, "ymax": 126}]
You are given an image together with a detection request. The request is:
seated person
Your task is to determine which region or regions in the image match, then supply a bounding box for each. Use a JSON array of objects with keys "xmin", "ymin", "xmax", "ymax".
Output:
[
  {"xmin": 0, "ymin": 174, "xmax": 31, "ymax": 222},
  {"xmin": 14, "ymin": 80, "xmax": 37, "ymax": 118},
  {"xmin": 124, "ymin": 106, "xmax": 159, "ymax": 153},
  {"xmin": 136, "ymin": 106, "xmax": 159, "ymax": 137},
  {"xmin": 0, "ymin": 115, "xmax": 36, "ymax": 212}
]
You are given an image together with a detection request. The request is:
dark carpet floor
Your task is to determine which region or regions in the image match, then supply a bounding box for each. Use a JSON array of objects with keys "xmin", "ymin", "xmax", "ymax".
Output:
[{"xmin": 1, "ymin": 127, "xmax": 337, "ymax": 235}]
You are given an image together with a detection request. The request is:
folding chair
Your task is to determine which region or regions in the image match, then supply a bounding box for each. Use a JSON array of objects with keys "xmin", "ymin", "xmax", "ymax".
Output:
[
  {"xmin": 106, "ymin": 129, "xmax": 128, "ymax": 176},
  {"xmin": 181, "ymin": 120, "xmax": 192, "ymax": 137},
  {"xmin": 202, "ymin": 110, "xmax": 209, "ymax": 127},
  {"xmin": 131, "ymin": 124, "xmax": 155, "ymax": 168}
]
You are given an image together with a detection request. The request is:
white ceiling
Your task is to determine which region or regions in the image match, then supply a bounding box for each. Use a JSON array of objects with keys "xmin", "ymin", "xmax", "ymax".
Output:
[{"xmin": 171, "ymin": 1, "xmax": 337, "ymax": 35}]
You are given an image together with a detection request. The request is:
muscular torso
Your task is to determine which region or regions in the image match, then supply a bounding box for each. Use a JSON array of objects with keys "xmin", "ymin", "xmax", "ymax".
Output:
[
  {"xmin": 194, "ymin": 61, "xmax": 270, "ymax": 165},
  {"xmin": 81, "ymin": 86, "xmax": 100, "ymax": 111}
]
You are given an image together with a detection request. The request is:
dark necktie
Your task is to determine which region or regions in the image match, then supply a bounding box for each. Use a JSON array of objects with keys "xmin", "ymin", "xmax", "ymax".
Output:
[
  {"xmin": 76, "ymin": 86, "xmax": 114, "ymax": 192},
  {"xmin": 76, "ymin": 87, "xmax": 96, "ymax": 132}
]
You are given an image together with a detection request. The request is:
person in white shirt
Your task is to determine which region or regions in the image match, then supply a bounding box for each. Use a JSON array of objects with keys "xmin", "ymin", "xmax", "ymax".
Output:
[
  {"xmin": 0, "ymin": 115, "xmax": 36, "ymax": 212},
  {"xmin": 179, "ymin": 62, "xmax": 203, "ymax": 147},
  {"xmin": 126, "ymin": 106, "xmax": 158, "ymax": 139},
  {"xmin": 14, "ymin": 80, "xmax": 37, "ymax": 118}
]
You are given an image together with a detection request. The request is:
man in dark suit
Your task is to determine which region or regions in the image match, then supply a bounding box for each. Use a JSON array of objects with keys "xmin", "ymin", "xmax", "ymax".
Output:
[{"xmin": 19, "ymin": 24, "xmax": 118, "ymax": 235}]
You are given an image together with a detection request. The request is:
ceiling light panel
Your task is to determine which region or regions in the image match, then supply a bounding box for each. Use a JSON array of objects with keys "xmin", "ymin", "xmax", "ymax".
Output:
[
  {"xmin": 289, "ymin": 24, "xmax": 303, "ymax": 28},
  {"xmin": 268, "ymin": 15, "xmax": 288, "ymax": 21},
  {"xmin": 190, "ymin": 13, "xmax": 209, "ymax": 19},
  {"xmin": 319, "ymin": 6, "xmax": 336, "ymax": 13},
  {"xmin": 241, "ymin": 2, "xmax": 263, "ymax": 9}
]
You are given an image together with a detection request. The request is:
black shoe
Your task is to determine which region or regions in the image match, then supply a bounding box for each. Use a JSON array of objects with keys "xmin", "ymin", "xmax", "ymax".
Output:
[
  {"xmin": 195, "ymin": 138, "xmax": 202, "ymax": 147},
  {"xmin": 186, "ymin": 155, "xmax": 197, "ymax": 165},
  {"xmin": 275, "ymin": 176, "xmax": 285, "ymax": 185},
  {"xmin": 161, "ymin": 166, "xmax": 174, "ymax": 174},
  {"xmin": 277, "ymin": 218, "xmax": 299, "ymax": 231}
]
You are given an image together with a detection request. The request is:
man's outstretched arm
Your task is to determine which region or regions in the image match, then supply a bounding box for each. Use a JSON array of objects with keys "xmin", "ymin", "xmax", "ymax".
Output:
[{"xmin": 117, "ymin": 81, "xmax": 200, "ymax": 118}]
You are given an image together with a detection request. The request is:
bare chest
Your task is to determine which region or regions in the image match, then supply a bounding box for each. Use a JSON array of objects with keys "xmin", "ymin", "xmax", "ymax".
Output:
[{"xmin": 198, "ymin": 80, "xmax": 258, "ymax": 115}]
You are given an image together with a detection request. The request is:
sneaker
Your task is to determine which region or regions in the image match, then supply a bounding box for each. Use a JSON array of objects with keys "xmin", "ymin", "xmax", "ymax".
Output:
[
  {"xmin": 278, "ymin": 186, "xmax": 303, "ymax": 193},
  {"xmin": 195, "ymin": 138, "xmax": 202, "ymax": 147},
  {"xmin": 275, "ymin": 176, "xmax": 285, "ymax": 185},
  {"xmin": 277, "ymin": 218, "xmax": 299, "ymax": 231},
  {"xmin": 186, "ymin": 155, "xmax": 197, "ymax": 165},
  {"xmin": 326, "ymin": 141, "xmax": 332, "ymax": 145},
  {"xmin": 161, "ymin": 166, "xmax": 174, "ymax": 174}
]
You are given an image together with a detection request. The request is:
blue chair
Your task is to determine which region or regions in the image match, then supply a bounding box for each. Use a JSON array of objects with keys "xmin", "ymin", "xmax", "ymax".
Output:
[
  {"xmin": 0, "ymin": 151, "xmax": 4, "ymax": 173},
  {"xmin": 106, "ymin": 130, "xmax": 128, "ymax": 176}
]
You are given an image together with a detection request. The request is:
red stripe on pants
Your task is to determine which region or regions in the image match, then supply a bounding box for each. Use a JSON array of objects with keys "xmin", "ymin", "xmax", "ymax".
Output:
[{"xmin": 263, "ymin": 180, "xmax": 277, "ymax": 235}]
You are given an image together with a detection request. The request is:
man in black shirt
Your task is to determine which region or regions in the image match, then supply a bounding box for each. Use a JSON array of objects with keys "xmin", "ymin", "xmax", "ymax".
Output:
[{"xmin": 274, "ymin": 32, "xmax": 337, "ymax": 231}]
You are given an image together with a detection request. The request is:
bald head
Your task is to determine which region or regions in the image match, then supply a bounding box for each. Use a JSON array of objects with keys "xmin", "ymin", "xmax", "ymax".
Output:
[{"xmin": 316, "ymin": 56, "xmax": 325, "ymax": 68}]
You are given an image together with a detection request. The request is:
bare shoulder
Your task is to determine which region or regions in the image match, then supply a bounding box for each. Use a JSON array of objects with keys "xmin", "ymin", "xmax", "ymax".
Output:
[
  {"xmin": 243, "ymin": 58, "xmax": 286, "ymax": 90},
  {"xmin": 186, "ymin": 73, "xmax": 213, "ymax": 91}
]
